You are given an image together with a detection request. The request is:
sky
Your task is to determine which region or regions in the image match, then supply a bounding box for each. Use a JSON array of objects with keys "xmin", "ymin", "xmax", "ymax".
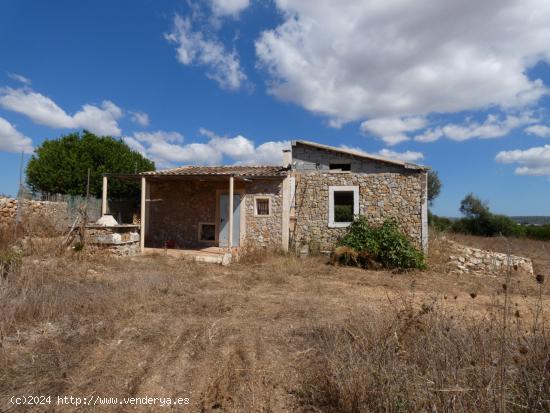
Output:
[{"xmin": 1, "ymin": 0, "xmax": 550, "ymax": 217}]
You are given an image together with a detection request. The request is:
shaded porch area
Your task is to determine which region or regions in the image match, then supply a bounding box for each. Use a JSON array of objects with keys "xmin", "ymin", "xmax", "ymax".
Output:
[{"xmin": 142, "ymin": 175, "xmax": 244, "ymax": 251}]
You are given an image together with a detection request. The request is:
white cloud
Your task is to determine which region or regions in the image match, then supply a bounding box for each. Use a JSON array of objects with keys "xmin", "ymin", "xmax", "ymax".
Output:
[
  {"xmin": 255, "ymin": 0, "xmax": 550, "ymax": 125},
  {"xmin": 72, "ymin": 101, "xmax": 123, "ymax": 136},
  {"xmin": 340, "ymin": 144, "xmax": 424, "ymax": 164},
  {"xmin": 0, "ymin": 87, "xmax": 73, "ymax": 128},
  {"xmin": 124, "ymin": 128, "xmax": 289, "ymax": 168},
  {"xmin": 525, "ymin": 124, "xmax": 550, "ymax": 138},
  {"xmin": 8, "ymin": 73, "xmax": 31, "ymax": 85},
  {"xmin": 122, "ymin": 136, "xmax": 147, "ymax": 156},
  {"xmin": 149, "ymin": 141, "xmax": 221, "ymax": 166},
  {"xmin": 496, "ymin": 145, "xmax": 550, "ymax": 176},
  {"xmin": 0, "ymin": 117, "xmax": 33, "ymax": 153},
  {"xmin": 131, "ymin": 111, "xmax": 150, "ymax": 127},
  {"xmin": 414, "ymin": 113, "xmax": 535, "ymax": 143},
  {"xmin": 360, "ymin": 116, "xmax": 427, "ymax": 145},
  {"xmin": 236, "ymin": 141, "xmax": 291, "ymax": 165},
  {"xmin": 442, "ymin": 113, "xmax": 534, "ymax": 141},
  {"xmin": 210, "ymin": 0, "xmax": 250, "ymax": 17},
  {"xmin": 0, "ymin": 87, "xmax": 123, "ymax": 136},
  {"xmin": 165, "ymin": 15, "xmax": 247, "ymax": 90},
  {"xmin": 133, "ymin": 130, "xmax": 184, "ymax": 144},
  {"xmin": 414, "ymin": 128, "xmax": 444, "ymax": 143},
  {"xmin": 376, "ymin": 148, "xmax": 424, "ymax": 163}
]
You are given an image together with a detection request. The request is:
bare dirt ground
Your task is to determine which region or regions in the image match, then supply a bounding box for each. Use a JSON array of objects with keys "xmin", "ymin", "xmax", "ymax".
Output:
[{"xmin": 1, "ymin": 235, "xmax": 548, "ymax": 412}]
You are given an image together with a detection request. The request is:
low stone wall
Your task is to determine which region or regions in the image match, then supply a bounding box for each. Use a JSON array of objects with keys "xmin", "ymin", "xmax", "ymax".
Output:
[
  {"xmin": 0, "ymin": 196, "xmax": 69, "ymax": 230},
  {"xmin": 85, "ymin": 225, "xmax": 140, "ymax": 256},
  {"xmin": 448, "ymin": 241, "xmax": 533, "ymax": 275}
]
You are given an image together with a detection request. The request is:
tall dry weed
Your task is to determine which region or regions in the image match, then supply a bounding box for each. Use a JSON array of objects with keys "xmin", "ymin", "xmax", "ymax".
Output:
[{"xmin": 296, "ymin": 286, "xmax": 549, "ymax": 412}]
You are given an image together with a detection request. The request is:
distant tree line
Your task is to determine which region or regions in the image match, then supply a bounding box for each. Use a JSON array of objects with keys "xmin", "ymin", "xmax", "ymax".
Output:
[{"xmin": 430, "ymin": 193, "xmax": 550, "ymax": 241}]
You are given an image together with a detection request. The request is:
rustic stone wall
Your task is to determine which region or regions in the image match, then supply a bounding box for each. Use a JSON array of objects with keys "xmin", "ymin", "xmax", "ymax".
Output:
[
  {"xmin": 0, "ymin": 196, "xmax": 69, "ymax": 231},
  {"xmin": 243, "ymin": 179, "xmax": 283, "ymax": 249},
  {"xmin": 85, "ymin": 225, "xmax": 140, "ymax": 256},
  {"xmin": 292, "ymin": 170, "xmax": 426, "ymax": 252},
  {"xmin": 447, "ymin": 241, "xmax": 533, "ymax": 275}
]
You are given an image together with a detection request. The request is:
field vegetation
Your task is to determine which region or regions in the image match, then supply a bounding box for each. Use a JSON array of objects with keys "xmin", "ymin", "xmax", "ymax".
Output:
[
  {"xmin": 1, "ymin": 218, "xmax": 549, "ymax": 412},
  {"xmin": 430, "ymin": 194, "xmax": 550, "ymax": 241}
]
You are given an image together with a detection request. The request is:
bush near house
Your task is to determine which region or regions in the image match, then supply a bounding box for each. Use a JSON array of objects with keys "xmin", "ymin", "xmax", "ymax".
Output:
[{"xmin": 335, "ymin": 217, "xmax": 426, "ymax": 269}]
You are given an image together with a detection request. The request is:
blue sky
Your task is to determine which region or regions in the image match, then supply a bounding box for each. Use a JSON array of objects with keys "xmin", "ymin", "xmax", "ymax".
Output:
[{"xmin": 1, "ymin": 0, "xmax": 550, "ymax": 217}]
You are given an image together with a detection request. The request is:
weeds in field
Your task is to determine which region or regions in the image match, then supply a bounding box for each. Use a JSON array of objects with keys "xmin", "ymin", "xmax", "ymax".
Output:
[{"xmin": 297, "ymin": 241, "xmax": 549, "ymax": 413}]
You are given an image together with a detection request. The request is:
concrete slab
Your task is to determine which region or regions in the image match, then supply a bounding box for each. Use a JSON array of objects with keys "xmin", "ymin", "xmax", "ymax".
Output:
[{"xmin": 143, "ymin": 247, "xmax": 234, "ymax": 265}]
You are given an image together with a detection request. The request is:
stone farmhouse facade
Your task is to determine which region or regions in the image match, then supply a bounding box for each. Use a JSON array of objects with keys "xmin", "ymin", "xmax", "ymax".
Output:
[{"xmin": 101, "ymin": 140, "xmax": 429, "ymax": 257}]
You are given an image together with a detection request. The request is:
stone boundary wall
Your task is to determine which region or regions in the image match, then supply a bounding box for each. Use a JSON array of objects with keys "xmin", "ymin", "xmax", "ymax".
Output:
[
  {"xmin": 448, "ymin": 241, "xmax": 533, "ymax": 275},
  {"xmin": 0, "ymin": 196, "xmax": 69, "ymax": 230}
]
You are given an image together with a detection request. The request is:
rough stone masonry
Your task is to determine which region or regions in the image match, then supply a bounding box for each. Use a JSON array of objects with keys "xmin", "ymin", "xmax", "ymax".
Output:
[
  {"xmin": 448, "ymin": 240, "xmax": 534, "ymax": 276},
  {"xmin": 0, "ymin": 196, "xmax": 69, "ymax": 230}
]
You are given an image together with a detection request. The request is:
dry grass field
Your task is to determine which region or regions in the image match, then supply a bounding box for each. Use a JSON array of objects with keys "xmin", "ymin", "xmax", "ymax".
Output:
[{"xmin": 0, "ymin": 233, "xmax": 548, "ymax": 412}]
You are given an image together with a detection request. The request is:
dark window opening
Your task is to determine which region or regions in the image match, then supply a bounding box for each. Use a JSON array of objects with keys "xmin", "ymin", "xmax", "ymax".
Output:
[
  {"xmin": 199, "ymin": 224, "xmax": 216, "ymax": 242},
  {"xmin": 333, "ymin": 191, "xmax": 354, "ymax": 222},
  {"xmin": 256, "ymin": 198, "xmax": 270, "ymax": 215},
  {"xmin": 329, "ymin": 163, "xmax": 351, "ymax": 171}
]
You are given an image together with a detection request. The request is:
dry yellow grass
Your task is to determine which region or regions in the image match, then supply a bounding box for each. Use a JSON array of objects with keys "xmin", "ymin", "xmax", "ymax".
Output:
[{"xmin": 0, "ymin": 234, "xmax": 548, "ymax": 412}]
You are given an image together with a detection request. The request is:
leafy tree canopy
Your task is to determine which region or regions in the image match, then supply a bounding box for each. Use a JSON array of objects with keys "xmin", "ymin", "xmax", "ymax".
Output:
[
  {"xmin": 427, "ymin": 170, "xmax": 442, "ymax": 206},
  {"xmin": 26, "ymin": 131, "xmax": 155, "ymax": 198},
  {"xmin": 459, "ymin": 193, "xmax": 490, "ymax": 219}
]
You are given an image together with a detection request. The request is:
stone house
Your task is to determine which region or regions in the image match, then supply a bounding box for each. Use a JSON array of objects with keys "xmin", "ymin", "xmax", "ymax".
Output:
[{"xmin": 101, "ymin": 140, "xmax": 429, "ymax": 259}]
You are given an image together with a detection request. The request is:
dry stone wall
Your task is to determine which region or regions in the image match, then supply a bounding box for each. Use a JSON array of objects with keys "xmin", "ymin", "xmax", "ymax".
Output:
[
  {"xmin": 448, "ymin": 241, "xmax": 533, "ymax": 275},
  {"xmin": 292, "ymin": 171, "xmax": 426, "ymax": 252},
  {"xmin": 0, "ymin": 196, "xmax": 69, "ymax": 231}
]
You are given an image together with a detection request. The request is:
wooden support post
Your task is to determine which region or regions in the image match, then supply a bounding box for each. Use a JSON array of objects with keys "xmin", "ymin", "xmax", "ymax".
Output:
[
  {"xmin": 101, "ymin": 175, "xmax": 108, "ymax": 216},
  {"xmin": 281, "ymin": 173, "xmax": 291, "ymax": 252},
  {"xmin": 228, "ymin": 175, "xmax": 234, "ymax": 250},
  {"xmin": 140, "ymin": 177, "xmax": 146, "ymax": 252}
]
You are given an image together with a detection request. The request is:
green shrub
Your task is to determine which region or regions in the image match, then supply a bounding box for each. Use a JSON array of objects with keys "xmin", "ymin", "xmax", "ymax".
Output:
[
  {"xmin": 522, "ymin": 224, "xmax": 550, "ymax": 240},
  {"xmin": 337, "ymin": 217, "xmax": 426, "ymax": 269},
  {"xmin": 0, "ymin": 248, "xmax": 22, "ymax": 279},
  {"xmin": 428, "ymin": 211, "xmax": 453, "ymax": 232}
]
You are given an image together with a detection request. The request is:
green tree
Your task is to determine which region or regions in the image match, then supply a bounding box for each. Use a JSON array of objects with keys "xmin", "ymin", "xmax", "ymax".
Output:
[
  {"xmin": 459, "ymin": 193, "xmax": 490, "ymax": 218},
  {"xmin": 26, "ymin": 131, "xmax": 155, "ymax": 198},
  {"xmin": 427, "ymin": 170, "xmax": 442, "ymax": 206},
  {"xmin": 454, "ymin": 193, "xmax": 518, "ymax": 236}
]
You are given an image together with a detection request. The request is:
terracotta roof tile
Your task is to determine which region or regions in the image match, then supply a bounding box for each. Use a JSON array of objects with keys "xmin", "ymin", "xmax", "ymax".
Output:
[{"xmin": 141, "ymin": 165, "xmax": 288, "ymax": 177}]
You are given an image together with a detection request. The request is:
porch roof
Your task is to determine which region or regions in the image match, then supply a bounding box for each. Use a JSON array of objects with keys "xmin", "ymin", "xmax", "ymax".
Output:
[{"xmin": 140, "ymin": 165, "xmax": 288, "ymax": 178}]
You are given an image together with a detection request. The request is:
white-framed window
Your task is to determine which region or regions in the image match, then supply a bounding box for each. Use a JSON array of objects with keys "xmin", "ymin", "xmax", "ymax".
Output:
[
  {"xmin": 328, "ymin": 186, "xmax": 359, "ymax": 228},
  {"xmin": 254, "ymin": 196, "xmax": 271, "ymax": 216},
  {"xmin": 198, "ymin": 222, "xmax": 216, "ymax": 242}
]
